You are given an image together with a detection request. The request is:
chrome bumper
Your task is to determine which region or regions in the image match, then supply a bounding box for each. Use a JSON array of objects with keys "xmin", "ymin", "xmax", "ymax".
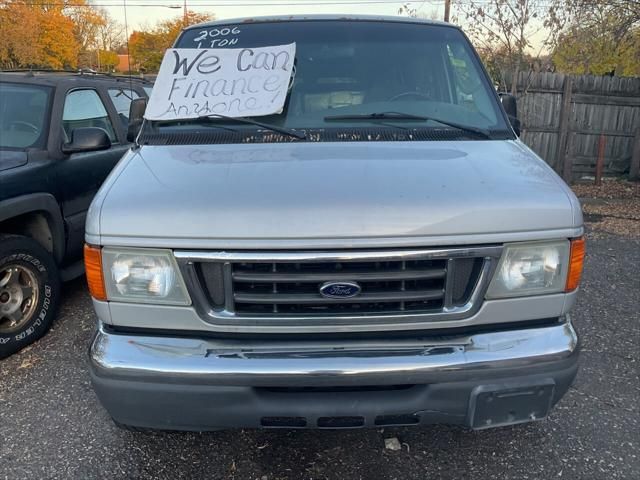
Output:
[{"xmin": 90, "ymin": 319, "xmax": 578, "ymax": 387}]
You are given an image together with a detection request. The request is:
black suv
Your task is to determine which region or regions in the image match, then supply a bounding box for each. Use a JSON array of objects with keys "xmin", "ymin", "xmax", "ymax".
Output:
[{"xmin": 0, "ymin": 71, "xmax": 152, "ymax": 358}]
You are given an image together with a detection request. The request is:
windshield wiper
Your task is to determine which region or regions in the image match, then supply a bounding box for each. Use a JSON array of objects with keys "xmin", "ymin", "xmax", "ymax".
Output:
[
  {"xmin": 153, "ymin": 114, "xmax": 306, "ymax": 140},
  {"xmin": 324, "ymin": 111, "xmax": 492, "ymax": 139}
]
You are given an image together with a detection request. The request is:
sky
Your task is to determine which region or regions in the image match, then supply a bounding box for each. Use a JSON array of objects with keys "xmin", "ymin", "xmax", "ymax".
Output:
[
  {"xmin": 100, "ymin": 0, "xmax": 548, "ymax": 54},
  {"xmin": 102, "ymin": 0, "xmax": 446, "ymax": 31}
]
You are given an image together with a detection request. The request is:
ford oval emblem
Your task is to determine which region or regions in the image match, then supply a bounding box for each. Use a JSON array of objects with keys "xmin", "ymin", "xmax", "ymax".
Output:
[{"xmin": 319, "ymin": 281, "xmax": 362, "ymax": 299}]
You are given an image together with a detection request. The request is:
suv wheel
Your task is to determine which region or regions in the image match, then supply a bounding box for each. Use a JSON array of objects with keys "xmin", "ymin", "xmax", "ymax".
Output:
[{"xmin": 0, "ymin": 235, "xmax": 61, "ymax": 359}]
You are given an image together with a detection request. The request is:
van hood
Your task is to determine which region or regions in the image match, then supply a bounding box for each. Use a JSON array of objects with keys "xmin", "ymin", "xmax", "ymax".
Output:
[{"xmin": 89, "ymin": 140, "xmax": 582, "ymax": 248}]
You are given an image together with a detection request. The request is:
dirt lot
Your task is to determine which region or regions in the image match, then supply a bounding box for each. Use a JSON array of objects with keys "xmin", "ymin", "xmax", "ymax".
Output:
[
  {"xmin": 1, "ymin": 181, "xmax": 638, "ymax": 480},
  {"xmin": 574, "ymin": 179, "xmax": 640, "ymax": 238}
]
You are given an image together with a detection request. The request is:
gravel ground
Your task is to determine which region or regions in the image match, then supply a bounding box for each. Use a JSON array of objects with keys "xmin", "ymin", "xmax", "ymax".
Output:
[
  {"xmin": 1, "ymin": 231, "xmax": 638, "ymax": 480},
  {"xmin": 575, "ymin": 179, "xmax": 640, "ymax": 238}
]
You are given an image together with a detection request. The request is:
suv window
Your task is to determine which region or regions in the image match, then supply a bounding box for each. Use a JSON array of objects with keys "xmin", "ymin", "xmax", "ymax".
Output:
[
  {"xmin": 0, "ymin": 83, "xmax": 51, "ymax": 149},
  {"xmin": 63, "ymin": 89, "xmax": 116, "ymax": 142},
  {"xmin": 108, "ymin": 88, "xmax": 140, "ymax": 128}
]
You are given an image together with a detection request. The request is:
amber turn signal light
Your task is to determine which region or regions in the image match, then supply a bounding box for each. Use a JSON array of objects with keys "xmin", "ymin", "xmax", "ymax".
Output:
[
  {"xmin": 565, "ymin": 237, "xmax": 586, "ymax": 292},
  {"xmin": 84, "ymin": 244, "xmax": 107, "ymax": 301}
]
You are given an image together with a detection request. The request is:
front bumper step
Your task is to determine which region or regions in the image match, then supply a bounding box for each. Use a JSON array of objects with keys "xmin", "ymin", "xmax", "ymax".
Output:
[
  {"xmin": 90, "ymin": 320, "xmax": 578, "ymax": 387},
  {"xmin": 89, "ymin": 320, "xmax": 579, "ymax": 430}
]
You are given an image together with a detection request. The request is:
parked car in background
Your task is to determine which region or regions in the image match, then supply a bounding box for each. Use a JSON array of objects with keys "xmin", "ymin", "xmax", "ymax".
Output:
[
  {"xmin": 86, "ymin": 16, "xmax": 585, "ymax": 432},
  {"xmin": 0, "ymin": 71, "xmax": 152, "ymax": 358}
]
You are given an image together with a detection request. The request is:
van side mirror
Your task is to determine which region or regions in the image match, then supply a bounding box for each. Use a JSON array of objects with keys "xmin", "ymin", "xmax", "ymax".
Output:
[
  {"xmin": 62, "ymin": 127, "xmax": 111, "ymax": 154},
  {"xmin": 500, "ymin": 93, "xmax": 521, "ymax": 136},
  {"xmin": 127, "ymin": 97, "xmax": 147, "ymax": 142}
]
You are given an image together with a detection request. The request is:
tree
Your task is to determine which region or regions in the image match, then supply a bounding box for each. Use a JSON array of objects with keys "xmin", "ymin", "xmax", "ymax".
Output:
[
  {"xmin": 129, "ymin": 11, "xmax": 213, "ymax": 73},
  {"xmin": 0, "ymin": 1, "xmax": 124, "ymax": 70},
  {"xmin": 552, "ymin": 1, "xmax": 640, "ymax": 76},
  {"xmin": 97, "ymin": 10, "xmax": 125, "ymax": 53},
  {"xmin": 397, "ymin": 2, "xmax": 440, "ymax": 20},
  {"xmin": 0, "ymin": 1, "xmax": 78, "ymax": 69},
  {"xmin": 0, "ymin": 2, "xmax": 40, "ymax": 69},
  {"xmin": 67, "ymin": 1, "xmax": 106, "ymax": 53},
  {"xmin": 128, "ymin": 30, "xmax": 165, "ymax": 73},
  {"xmin": 98, "ymin": 49, "xmax": 119, "ymax": 71},
  {"xmin": 39, "ymin": 6, "xmax": 79, "ymax": 69},
  {"xmin": 66, "ymin": 3, "xmax": 125, "ymax": 71},
  {"xmin": 397, "ymin": 2, "xmax": 418, "ymax": 17},
  {"xmin": 477, "ymin": 46, "xmax": 528, "ymax": 90},
  {"xmin": 157, "ymin": 11, "xmax": 214, "ymax": 47},
  {"xmin": 454, "ymin": 0, "xmax": 562, "ymax": 93}
]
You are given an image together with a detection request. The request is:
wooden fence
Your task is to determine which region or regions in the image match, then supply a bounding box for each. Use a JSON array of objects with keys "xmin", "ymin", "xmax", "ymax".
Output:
[{"xmin": 513, "ymin": 72, "xmax": 640, "ymax": 182}]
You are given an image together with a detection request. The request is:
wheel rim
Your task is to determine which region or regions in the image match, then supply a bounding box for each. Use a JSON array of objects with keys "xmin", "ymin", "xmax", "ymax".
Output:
[{"xmin": 0, "ymin": 264, "xmax": 39, "ymax": 333}]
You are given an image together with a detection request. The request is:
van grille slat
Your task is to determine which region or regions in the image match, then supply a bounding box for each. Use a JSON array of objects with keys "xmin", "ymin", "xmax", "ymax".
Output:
[
  {"xmin": 234, "ymin": 289, "xmax": 444, "ymax": 304},
  {"xmin": 232, "ymin": 268, "xmax": 446, "ymax": 283}
]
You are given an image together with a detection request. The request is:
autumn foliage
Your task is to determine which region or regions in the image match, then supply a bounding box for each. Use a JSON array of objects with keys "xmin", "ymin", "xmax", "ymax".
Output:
[
  {"xmin": 552, "ymin": 1, "xmax": 640, "ymax": 77},
  {"xmin": 0, "ymin": 0, "xmax": 124, "ymax": 70},
  {"xmin": 0, "ymin": 2, "xmax": 78, "ymax": 69},
  {"xmin": 1, "ymin": 0, "xmax": 637, "ymax": 78},
  {"xmin": 0, "ymin": 1, "xmax": 212, "ymax": 73},
  {"xmin": 129, "ymin": 12, "xmax": 213, "ymax": 72}
]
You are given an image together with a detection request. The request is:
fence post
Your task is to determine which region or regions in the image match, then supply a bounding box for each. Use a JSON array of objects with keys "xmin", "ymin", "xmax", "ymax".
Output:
[
  {"xmin": 595, "ymin": 134, "xmax": 607, "ymax": 186},
  {"xmin": 564, "ymin": 132, "xmax": 576, "ymax": 183},
  {"xmin": 556, "ymin": 76, "xmax": 573, "ymax": 181},
  {"xmin": 631, "ymin": 128, "xmax": 640, "ymax": 181}
]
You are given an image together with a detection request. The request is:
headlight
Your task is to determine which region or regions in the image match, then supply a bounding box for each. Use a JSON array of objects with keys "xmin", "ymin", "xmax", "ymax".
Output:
[
  {"xmin": 486, "ymin": 241, "xmax": 570, "ymax": 298},
  {"xmin": 102, "ymin": 248, "xmax": 190, "ymax": 305}
]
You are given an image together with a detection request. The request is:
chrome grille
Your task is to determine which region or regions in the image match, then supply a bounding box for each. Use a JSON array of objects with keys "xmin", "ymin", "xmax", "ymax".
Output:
[
  {"xmin": 176, "ymin": 247, "xmax": 502, "ymax": 331},
  {"xmin": 231, "ymin": 258, "xmax": 450, "ymax": 315}
]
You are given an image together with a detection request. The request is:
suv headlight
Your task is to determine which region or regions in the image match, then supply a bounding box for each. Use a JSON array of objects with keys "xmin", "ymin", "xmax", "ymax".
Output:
[
  {"xmin": 486, "ymin": 240, "xmax": 570, "ymax": 298},
  {"xmin": 101, "ymin": 248, "xmax": 190, "ymax": 305}
]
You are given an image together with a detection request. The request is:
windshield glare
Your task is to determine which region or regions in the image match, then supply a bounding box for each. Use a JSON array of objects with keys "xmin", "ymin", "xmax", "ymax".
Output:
[
  {"xmin": 170, "ymin": 20, "xmax": 509, "ymax": 136},
  {"xmin": 0, "ymin": 83, "xmax": 50, "ymax": 149}
]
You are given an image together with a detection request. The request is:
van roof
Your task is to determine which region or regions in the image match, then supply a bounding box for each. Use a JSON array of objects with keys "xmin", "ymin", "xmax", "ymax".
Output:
[{"xmin": 188, "ymin": 14, "xmax": 456, "ymax": 31}]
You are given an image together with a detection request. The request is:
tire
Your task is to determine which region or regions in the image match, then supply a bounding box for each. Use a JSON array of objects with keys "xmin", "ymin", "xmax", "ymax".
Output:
[{"xmin": 0, "ymin": 235, "xmax": 61, "ymax": 359}]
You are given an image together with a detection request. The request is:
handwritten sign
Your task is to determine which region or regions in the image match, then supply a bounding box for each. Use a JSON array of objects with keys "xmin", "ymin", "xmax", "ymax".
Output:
[
  {"xmin": 191, "ymin": 26, "xmax": 242, "ymax": 48},
  {"xmin": 144, "ymin": 43, "xmax": 296, "ymax": 120}
]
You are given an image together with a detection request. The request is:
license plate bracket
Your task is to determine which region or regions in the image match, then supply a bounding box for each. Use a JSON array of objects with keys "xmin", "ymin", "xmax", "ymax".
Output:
[{"xmin": 468, "ymin": 380, "xmax": 556, "ymax": 429}]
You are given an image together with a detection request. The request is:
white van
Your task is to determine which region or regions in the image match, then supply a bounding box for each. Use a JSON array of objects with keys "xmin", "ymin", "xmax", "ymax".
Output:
[{"xmin": 85, "ymin": 16, "xmax": 584, "ymax": 431}]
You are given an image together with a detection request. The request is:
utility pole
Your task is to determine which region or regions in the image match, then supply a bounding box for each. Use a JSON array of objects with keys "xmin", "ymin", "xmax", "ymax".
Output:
[
  {"xmin": 444, "ymin": 0, "xmax": 451, "ymax": 22},
  {"xmin": 183, "ymin": 0, "xmax": 187, "ymax": 26}
]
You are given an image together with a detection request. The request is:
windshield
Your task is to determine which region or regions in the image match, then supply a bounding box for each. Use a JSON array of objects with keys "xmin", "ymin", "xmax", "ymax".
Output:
[
  {"xmin": 160, "ymin": 20, "xmax": 510, "ymax": 141},
  {"xmin": 0, "ymin": 83, "xmax": 51, "ymax": 149}
]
